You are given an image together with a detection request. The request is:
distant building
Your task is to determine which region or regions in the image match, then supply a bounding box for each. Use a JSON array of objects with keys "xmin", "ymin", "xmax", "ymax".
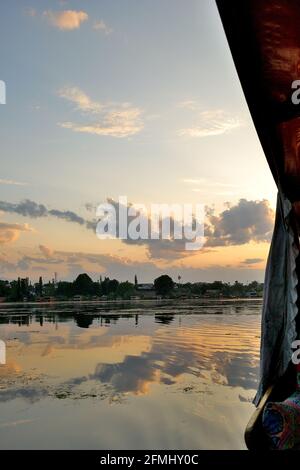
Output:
[
  {"xmin": 136, "ymin": 283, "xmax": 154, "ymax": 291},
  {"xmin": 246, "ymin": 291, "xmax": 258, "ymax": 298}
]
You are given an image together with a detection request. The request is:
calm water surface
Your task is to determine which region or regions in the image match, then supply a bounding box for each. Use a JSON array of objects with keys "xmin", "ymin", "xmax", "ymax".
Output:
[{"xmin": 0, "ymin": 300, "xmax": 261, "ymax": 449}]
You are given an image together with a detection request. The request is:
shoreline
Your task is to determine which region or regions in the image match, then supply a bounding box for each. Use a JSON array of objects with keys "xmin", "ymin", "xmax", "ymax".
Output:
[{"xmin": 0, "ymin": 297, "xmax": 263, "ymax": 306}]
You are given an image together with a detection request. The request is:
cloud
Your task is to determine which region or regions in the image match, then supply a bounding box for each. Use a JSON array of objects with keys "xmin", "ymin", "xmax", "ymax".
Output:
[
  {"xmin": 183, "ymin": 178, "xmax": 240, "ymax": 196},
  {"xmin": 0, "ymin": 199, "xmax": 94, "ymax": 230},
  {"xmin": 60, "ymin": 108, "xmax": 143, "ymax": 138},
  {"xmin": 59, "ymin": 109, "xmax": 143, "ymax": 138},
  {"xmin": 85, "ymin": 202, "xmax": 96, "ymax": 212},
  {"xmin": 58, "ymin": 86, "xmax": 103, "ymax": 113},
  {"xmin": 0, "ymin": 247, "xmax": 266, "ymax": 282},
  {"xmin": 177, "ymin": 100, "xmax": 199, "ymax": 110},
  {"xmin": 183, "ymin": 178, "xmax": 238, "ymax": 188},
  {"xmin": 0, "ymin": 222, "xmax": 33, "ymax": 244},
  {"xmin": 13, "ymin": 250, "xmax": 158, "ymax": 281},
  {"xmin": 0, "ymin": 200, "xmax": 48, "ymax": 218},
  {"xmin": 0, "ymin": 197, "xmax": 274, "ymax": 264},
  {"xmin": 92, "ymin": 197, "xmax": 273, "ymax": 260},
  {"xmin": 39, "ymin": 245, "xmax": 53, "ymax": 259},
  {"xmin": 0, "ymin": 178, "xmax": 27, "ymax": 186},
  {"xmin": 93, "ymin": 20, "xmax": 113, "ymax": 35},
  {"xmin": 178, "ymin": 110, "xmax": 242, "ymax": 138},
  {"xmin": 43, "ymin": 10, "xmax": 88, "ymax": 30},
  {"xmin": 48, "ymin": 209, "xmax": 85, "ymax": 225},
  {"xmin": 58, "ymin": 86, "xmax": 144, "ymax": 138},
  {"xmin": 205, "ymin": 199, "xmax": 274, "ymax": 247},
  {"xmin": 241, "ymin": 258, "xmax": 264, "ymax": 265},
  {"xmin": 182, "ymin": 178, "xmax": 206, "ymax": 185},
  {"xmin": 99, "ymin": 198, "xmax": 204, "ymax": 260}
]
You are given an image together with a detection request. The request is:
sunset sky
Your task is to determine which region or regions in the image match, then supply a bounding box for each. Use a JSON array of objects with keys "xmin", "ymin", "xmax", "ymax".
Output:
[{"xmin": 0, "ymin": 0, "xmax": 277, "ymax": 283}]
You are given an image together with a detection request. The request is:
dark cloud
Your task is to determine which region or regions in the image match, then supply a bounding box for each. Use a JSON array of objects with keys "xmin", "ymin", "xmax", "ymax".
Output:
[
  {"xmin": 102, "ymin": 198, "xmax": 203, "ymax": 260},
  {"xmin": 205, "ymin": 199, "xmax": 274, "ymax": 247},
  {"xmin": 0, "ymin": 200, "xmax": 47, "ymax": 218},
  {"xmin": 0, "ymin": 197, "xmax": 274, "ymax": 263},
  {"xmin": 2, "ymin": 248, "xmax": 265, "ymax": 283},
  {"xmin": 0, "ymin": 199, "xmax": 96, "ymax": 231},
  {"xmin": 241, "ymin": 258, "xmax": 264, "ymax": 265},
  {"xmin": 48, "ymin": 209, "xmax": 85, "ymax": 225},
  {"xmin": 98, "ymin": 197, "xmax": 274, "ymax": 258}
]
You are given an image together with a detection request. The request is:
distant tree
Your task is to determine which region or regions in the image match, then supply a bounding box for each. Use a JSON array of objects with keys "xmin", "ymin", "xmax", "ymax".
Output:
[
  {"xmin": 107, "ymin": 279, "xmax": 119, "ymax": 294},
  {"xmin": 17, "ymin": 277, "xmax": 21, "ymax": 299},
  {"xmin": 92, "ymin": 281, "xmax": 101, "ymax": 297},
  {"xmin": 73, "ymin": 273, "xmax": 94, "ymax": 295},
  {"xmin": 154, "ymin": 275, "xmax": 174, "ymax": 296},
  {"xmin": 38, "ymin": 276, "xmax": 43, "ymax": 296},
  {"xmin": 231, "ymin": 280, "xmax": 245, "ymax": 297},
  {"xmin": 56, "ymin": 281, "xmax": 73, "ymax": 298},
  {"xmin": 191, "ymin": 282, "xmax": 205, "ymax": 296},
  {"xmin": 6, "ymin": 280, "xmax": 19, "ymax": 301},
  {"xmin": 20, "ymin": 278, "xmax": 29, "ymax": 298},
  {"xmin": 117, "ymin": 281, "xmax": 135, "ymax": 299},
  {"xmin": 101, "ymin": 277, "xmax": 109, "ymax": 295},
  {"xmin": 43, "ymin": 281, "xmax": 55, "ymax": 296},
  {"xmin": 134, "ymin": 274, "xmax": 138, "ymax": 287},
  {"xmin": 210, "ymin": 281, "xmax": 224, "ymax": 291},
  {"xmin": 101, "ymin": 277, "xmax": 119, "ymax": 296},
  {"xmin": 248, "ymin": 281, "xmax": 259, "ymax": 291},
  {"xmin": 0, "ymin": 280, "xmax": 10, "ymax": 298}
]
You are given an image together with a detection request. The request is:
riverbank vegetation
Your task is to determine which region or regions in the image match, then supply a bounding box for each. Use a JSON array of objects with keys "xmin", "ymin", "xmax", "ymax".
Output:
[{"xmin": 0, "ymin": 273, "xmax": 263, "ymax": 302}]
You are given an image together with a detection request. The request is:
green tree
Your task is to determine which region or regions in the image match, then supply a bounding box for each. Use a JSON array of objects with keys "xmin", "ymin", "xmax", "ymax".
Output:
[
  {"xmin": 73, "ymin": 273, "xmax": 94, "ymax": 295},
  {"xmin": 117, "ymin": 281, "xmax": 135, "ymax": 299},
  {"xmin": 38, "ymin": 276, "xmax": 43, "ymax": 296},
  {"xmin": 17, "ymin": 277, "xmax": 21, "ymax": 300},
  {"xmin": 0, "ymin": 280, "xmax": 10, "ymax": 298},
  {"xmin": 154, "ymin": 275, "xmax": 174, "ymax": 296},
  {"xmin": 56, "ymin": 281, "xmax": 73, "ymax": 298},
  {"xmin": 101, "ymin": 277, "xmax": 119, "ymax": 296}
]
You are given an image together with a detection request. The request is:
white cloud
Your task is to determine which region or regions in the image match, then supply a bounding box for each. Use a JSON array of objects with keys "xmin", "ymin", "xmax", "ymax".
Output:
[
  {"xmin": 58, "ymin": 86, "xmax": 103, "ymax": 113},
  {"xmin": 58, "ymin": 86, "xmax": 144, "ymax": 138},
  {"xmin": 183, "ymin": 178, "xmax": 240, "ymax": 195},
  {"xmin": 0, "ymin": 178, "xmax": 27, "ymax": 186},
  {"xmin": 93, "ymin": 20, "xmax": 113, "ymax": 35},
  {"xmin": 178, "ymin": 110, "xmax": 242, "ymax": 138},
  {"xmin": 43, "ymin": 10, "xmax": 88, "ymax": 30},
  {"xmin": 182, "ymin": 178, "xmax": 206, "ymax": 185},
  {"xmin": 60, "ymin": 108, "xmax": 143, "ymax": 138},
  {"xmin": 183, "ymin": 178, "xmax": 238, "ymax": 187},
  {"xmin": 205, "ymin": 199, "xmax": 274, "ymax": 247},
  {"xmin": 241, "ymin": 258, "xmax": 264, "ymax": 265},
  {"xmin": 177, "ymin": 100, "xmax": 199, "ymax": 110}
]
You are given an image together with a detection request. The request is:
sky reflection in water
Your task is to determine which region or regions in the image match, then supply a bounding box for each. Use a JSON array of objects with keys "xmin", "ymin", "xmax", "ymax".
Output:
[{"xmin": 0, "ymin": 300, "xmax": 261, "ymax": 449}]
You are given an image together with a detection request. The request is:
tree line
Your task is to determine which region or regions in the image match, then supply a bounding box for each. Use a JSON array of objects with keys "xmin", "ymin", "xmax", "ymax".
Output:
[{"xmin": 0, "ymin": 273, "xmax": 263, "ymax": 302}]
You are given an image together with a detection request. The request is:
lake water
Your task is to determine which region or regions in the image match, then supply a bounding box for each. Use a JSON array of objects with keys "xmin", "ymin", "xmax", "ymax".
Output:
[{"xmin": 0, "ymin": 300, "xmax": 261, "ymax": 449}]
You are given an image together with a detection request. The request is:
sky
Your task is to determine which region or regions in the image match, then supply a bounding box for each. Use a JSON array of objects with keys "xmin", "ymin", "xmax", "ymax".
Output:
[{"xmin": 0, "ymin": 0, "xmax": 277, "ymax": 283}]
